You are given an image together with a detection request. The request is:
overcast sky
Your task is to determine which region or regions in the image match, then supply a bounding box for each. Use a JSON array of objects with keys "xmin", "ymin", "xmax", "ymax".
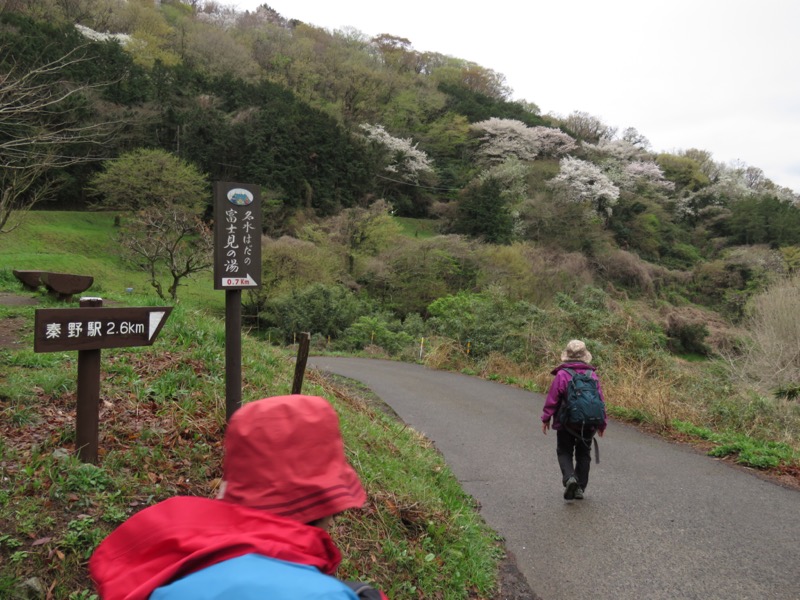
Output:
[{"xmin": 231, "ymin": 0, "xmax": 800, "ymax": 193}]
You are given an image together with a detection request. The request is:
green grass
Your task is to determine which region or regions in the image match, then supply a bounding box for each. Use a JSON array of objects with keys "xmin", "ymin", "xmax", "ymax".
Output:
[
  {"xmin": 672, "ymin": 420, "xmax": 798, "ymax": 470},
  {"xmin": 393, "ymin": 216, "xmax": 439, "ymax": 239},
  {"xmin": 0, "ymin": 211, "xmax": 502, "ymax": 599},
  {"xmin": 1, "ymin": 211, "xmax": 224, "ymax": 314}
]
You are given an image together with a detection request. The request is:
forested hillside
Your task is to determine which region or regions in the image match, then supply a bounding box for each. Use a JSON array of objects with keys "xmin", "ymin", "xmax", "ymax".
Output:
[{"xmin": 2, "ymin": 2, "xmax": 799, "ymax": 461}]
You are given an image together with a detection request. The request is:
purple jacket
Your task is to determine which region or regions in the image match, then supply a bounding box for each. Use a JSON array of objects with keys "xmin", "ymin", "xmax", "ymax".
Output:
[{"xmin": 540, "ymin": 362, "xmax": 607, "ymax": 432}]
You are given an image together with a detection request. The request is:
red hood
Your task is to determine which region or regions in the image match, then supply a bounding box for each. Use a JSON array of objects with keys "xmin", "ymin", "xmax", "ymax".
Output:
[{"xmin": 90, "ymin": 496, "xmax": 341, "ymax": 600}]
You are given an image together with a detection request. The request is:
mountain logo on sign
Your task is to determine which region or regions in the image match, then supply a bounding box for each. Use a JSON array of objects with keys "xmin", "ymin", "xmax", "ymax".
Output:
[{"xmin": 227, "ymin": 188, "xmax": 254, "ymax": 206}]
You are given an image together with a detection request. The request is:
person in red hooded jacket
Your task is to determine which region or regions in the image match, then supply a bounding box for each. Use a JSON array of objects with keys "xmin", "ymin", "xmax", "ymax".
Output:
[{"xmin": 90, "ymin": 395, "xmax": 388, "ymax": 600}]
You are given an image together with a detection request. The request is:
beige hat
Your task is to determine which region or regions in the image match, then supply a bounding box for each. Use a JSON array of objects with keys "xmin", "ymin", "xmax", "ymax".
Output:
[{"xmin": 561, "ymin": 339, "xmax": 592, "ymax": 363}]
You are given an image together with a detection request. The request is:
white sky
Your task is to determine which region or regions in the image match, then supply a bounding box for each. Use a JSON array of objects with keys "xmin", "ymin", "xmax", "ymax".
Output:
[{"xmin": 231, "ymin": 0, "xmax": 800, "ymax": 193}]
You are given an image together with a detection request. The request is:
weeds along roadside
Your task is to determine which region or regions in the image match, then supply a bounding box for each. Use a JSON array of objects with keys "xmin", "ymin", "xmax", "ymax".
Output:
[{"xmin": 0, "ymin": 299, "xmax": 501, "ymax": 599}]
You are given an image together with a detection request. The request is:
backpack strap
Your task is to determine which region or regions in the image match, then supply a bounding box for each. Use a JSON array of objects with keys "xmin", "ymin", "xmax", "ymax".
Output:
[
  {"xmin": 560, "ymin": 367, "xmax": 600, "ymax": 463},
  {"xmin": 556, "ymin": 367, "xmax": 600, "ymax": 463},
  {"xmin": 562, "ymin": 424, "xmax": 600, "ymax": 464}
]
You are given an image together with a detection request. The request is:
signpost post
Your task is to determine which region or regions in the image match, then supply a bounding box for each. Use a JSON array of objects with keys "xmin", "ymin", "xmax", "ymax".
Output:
[
  {"xmin": 213, "ymin": 182, "xmax": 262, "ymax": 422},
  {"xmin": 34, "ymin": 298, "xmax": 172, "ymax": 463}
]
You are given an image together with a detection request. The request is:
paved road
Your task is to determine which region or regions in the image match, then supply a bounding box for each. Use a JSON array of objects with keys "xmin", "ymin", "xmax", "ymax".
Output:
[{"xmin": 308, "ymin": 357, "xmax": 800, "ymax": 600}]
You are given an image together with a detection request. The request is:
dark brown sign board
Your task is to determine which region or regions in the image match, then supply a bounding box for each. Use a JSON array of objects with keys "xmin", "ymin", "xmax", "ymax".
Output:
[
  {"xmin": 34, "ymin": 306, "xmax": 172, "ymax": 352},
  {"xmin": 213, "ymin": 181, "xmax": 262, "ymax": 290},
  {"xmin": 33, "ymin": 300, "xmax": 173, "ymax": 463}
]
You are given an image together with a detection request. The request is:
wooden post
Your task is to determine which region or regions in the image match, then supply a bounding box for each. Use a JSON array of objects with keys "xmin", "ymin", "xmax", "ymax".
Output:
[
  {"xmin": 76, "ymin": 297, "xmax": 103, "ymax": 463},
  {"xmin": 225, "ymin": 289, "xmax": 242, "ymax": 422},
  {"xmin": 291, "ymin": 332, "xmax": 311, "ymax": 394}
]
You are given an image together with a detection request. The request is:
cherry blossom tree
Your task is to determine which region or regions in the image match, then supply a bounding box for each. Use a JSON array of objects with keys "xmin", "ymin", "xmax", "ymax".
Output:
[
  {"xmin": 471, "ymin": 119, "xmax": 576, "ymax": 165},
  {"xmin": 529, "ymin": 126, "xmax": 578, "ymax": 157},
  {"xmin": 478, "ymin": 157, "xmax": 528, "ymax": 205},
  {"xmin": 359, "ymin": 123, "xmax": 434, "ymax": 183},
  {"xmin": 471, "ymin": 118, "xmax": 539, "ymax": 165},
  {"xmin": 549, "ymin": 156, "xmax": 620, "ymax": 217},
  {"xmin": 582, "ymin": 138, "xmax": 649, "ymax": 162},
  {"xmin": 620, "ymin": 161, "xmax": 675, "ymax": 193}
]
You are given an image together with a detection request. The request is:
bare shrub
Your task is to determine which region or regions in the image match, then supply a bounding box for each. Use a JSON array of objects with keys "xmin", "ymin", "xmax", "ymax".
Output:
[
  {"xmin": 422, "ymin": 337, "xmax": 470, "ymax": 371},
  {"xmin": 604, "ymin": 359, "xmax": 703, "ymax": 429},
  {"xmin": 429, "ymin": 200, "xmax": 458, "ymax": 230},
  {"xmin": 516, "ymin": 246, "xmax": 595, "ymax": 306},
  {"xmin": 660, "ymin": 306, "xmax": 743, "ymax": 356},
  {"xmin": 650, "ymin": 264, "xmax": 692, "ymax": 290},
  {"xmin": 478, "ymin": 352, "xmax": 528, "ymax": 379},
  {"xmin": 740, "ymin": 276, "xmax": 800, "ymax": 397},
  {"xmin": 593, "ymin": 249, "xmax": 655, "ymax": 296},
  {"xmin": 724, "ymin": 245, "xmax": 788, "ymax": 277}
]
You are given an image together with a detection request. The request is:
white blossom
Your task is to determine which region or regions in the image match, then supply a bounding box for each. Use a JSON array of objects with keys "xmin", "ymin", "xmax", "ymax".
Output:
[
  {"xmin": 359, "ymin": 123, "xmax": 434, "ymax": 183},
  {"xmin": 74, "ymin": 24, "xmax": 131, "ymax": 45},
  {"xmin": 471, "ymin": 118, "xmax": 540, "ymax": 164},
  {"xmin": 471, "ymin": 119, "xmax": 577, "ymax": 164},
  {"xmin": 582, "ymin": 138, "xmax": 648, "ymax": 161},
  {"xmin": 549, "ymin": 156, "xmax": 620, "ymax": 216},
  {"xmin": 622, "ymin": 161, "xmax": 674, "ymax": 191},
  {"xmin": 529, "ymin": 127, "xmax": 577, "ymax": 157}
]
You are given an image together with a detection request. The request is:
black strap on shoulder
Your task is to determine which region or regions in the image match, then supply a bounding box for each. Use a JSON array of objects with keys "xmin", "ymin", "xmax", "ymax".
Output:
[{"xmin": 342, "ymin": 581, "xmax": 383, "ymax": 600}]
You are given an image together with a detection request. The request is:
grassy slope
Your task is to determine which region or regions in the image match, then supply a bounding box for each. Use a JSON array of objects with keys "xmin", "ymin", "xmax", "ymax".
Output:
[
  {"xmin": 1, "ymin": 211, "xmax": 225, "ymax": 314},
  {"xmin": 0, "ymin": 212, "xmax": 500, "ymax": 599}
]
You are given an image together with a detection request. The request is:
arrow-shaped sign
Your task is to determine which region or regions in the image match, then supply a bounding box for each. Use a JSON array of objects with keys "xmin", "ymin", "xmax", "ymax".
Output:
[
  {"xmin": 148, "ymin": 311, "xmax": 166, "ymax": 341},
  {"xmin": 34, "ymin": 306, "xmax": 173, "ymax": 353}
]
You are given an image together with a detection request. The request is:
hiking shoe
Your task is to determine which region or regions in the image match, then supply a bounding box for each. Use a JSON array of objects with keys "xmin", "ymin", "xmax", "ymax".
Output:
[
  {"xmin": 574, "ymin": 487, "xmax": 584, "ymax": 500},
  {"xmin": 564, "ymin": 477, "xmax": 578, "ymax": 500}
]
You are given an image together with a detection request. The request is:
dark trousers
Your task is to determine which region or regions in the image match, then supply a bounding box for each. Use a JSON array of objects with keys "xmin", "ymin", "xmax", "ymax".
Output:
[{"xmin": 556, "ymin": 428, "xmax": 594, "ymax": 490}]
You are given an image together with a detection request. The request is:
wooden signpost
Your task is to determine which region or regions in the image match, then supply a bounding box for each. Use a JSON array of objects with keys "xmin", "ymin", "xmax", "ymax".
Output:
[
  {"xmin": 213, "ymin": 182, "xmax": 262, "ymax": 422},
  {"xmin": 34, "ymin": 298, "xmax": 172, "ymax": 463}
]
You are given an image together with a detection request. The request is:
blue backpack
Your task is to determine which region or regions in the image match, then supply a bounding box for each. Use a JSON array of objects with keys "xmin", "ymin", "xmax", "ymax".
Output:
[
  {"xmin": 558, "ymin": 368, "xmax": 605, "ymax": 463},
  {"xmin": 558, "ymin": 368, "xmax": 605, "ymax": 430}
]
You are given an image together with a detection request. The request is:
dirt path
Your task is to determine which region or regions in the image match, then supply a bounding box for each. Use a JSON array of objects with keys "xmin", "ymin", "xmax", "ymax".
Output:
[{"xmin": 309, "ymin": 356, "xmax": 800, "ymax": 600}]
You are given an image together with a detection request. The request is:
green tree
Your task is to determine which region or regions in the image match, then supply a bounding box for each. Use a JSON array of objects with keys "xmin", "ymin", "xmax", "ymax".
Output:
[
  {"xmin": 365, "ymin": 235, "xmax": 479, "ymax": 317},
  {"xmin": 427, "ymin": 288, "xmax": 544, "ymax": 359},
  {"xmin": 89, "ymin": 148, "xmax": 207, "ymax": 211},
  {"xmin": 308, "ymin": 199, "xmax": 403, "ymax": 276},
  {"xmin": 339, "ymin": 313, "xmax": 413, "ymax": 354},
  {"xmin": 453, "ymin": 177, "xmax": 514, "ymax": 244},
  {"xmin": 656, "ymin": 153, "xmax": 711, "ymax": 192},
  {"xmin": 260, "ymin": 283, "xmax": 367, "ymax": 343},
  {"xmin": 728, "ymin": 196, "xmax": 800, "ymax": 246}
]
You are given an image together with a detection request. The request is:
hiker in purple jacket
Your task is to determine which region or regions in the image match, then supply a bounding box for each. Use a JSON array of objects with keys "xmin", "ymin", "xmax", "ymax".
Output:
[{"xmin": 541, "ymin": 340, "xmax": 607, "ymax": 500}]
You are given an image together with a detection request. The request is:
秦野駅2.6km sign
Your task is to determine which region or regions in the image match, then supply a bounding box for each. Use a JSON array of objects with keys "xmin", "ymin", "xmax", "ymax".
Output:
[
  {"xmin": 214, "ymin": 181, "xmax": 262, "ymax": 290},
  {"xmin": 34, "ymin": 306, "xmax": 172, "ymax": 352}
]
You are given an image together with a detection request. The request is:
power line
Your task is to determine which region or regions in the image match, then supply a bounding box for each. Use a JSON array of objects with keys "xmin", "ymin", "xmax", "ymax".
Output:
[{"xmin": 375, "ymin": 173, "xmax": 462, "ymax": 192}]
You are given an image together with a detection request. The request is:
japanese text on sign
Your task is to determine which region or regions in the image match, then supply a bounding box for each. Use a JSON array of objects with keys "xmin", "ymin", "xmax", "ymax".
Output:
[
  {"xmin": 223, "ymin": 207, "xmax": 256, "ymax": 274},
  {"xmin": 34, "ymin": 307, "xmax": 172, "ymax": 353}
]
